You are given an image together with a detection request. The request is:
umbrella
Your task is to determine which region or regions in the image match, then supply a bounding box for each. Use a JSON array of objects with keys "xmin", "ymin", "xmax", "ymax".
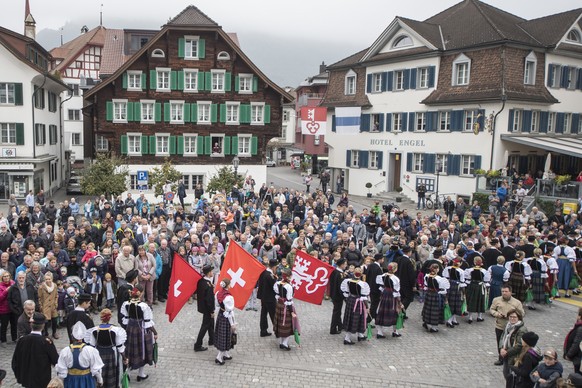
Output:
[{"xmin": 544, "ymin": 153, "xmax": 552, "ymax": 175}]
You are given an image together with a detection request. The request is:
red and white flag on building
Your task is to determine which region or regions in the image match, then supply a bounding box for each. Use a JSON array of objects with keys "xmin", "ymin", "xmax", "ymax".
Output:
[
  {"xmin": 300, "ymin": 107, "xmax": 327, "ymax": 135},
  {"xmin": 291, "ymin": 250, "xmax": 334, "ymax": 305},
  {"xmin": 216, "ymin": 240, "xmax": 265, "ymax": 310},
  {"xmin": 165, "ymin": 253, "xmax": 202, "ymax": 322}
]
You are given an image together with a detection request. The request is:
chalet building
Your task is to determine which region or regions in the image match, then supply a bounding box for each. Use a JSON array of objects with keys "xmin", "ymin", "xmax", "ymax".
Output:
[
  {"xmin": 322, "ymin": 0, "xmax": 582, "ymax": 200},
  {"xmin": 84, "ymin": 6, "xmax": 292, "ymax": 194},
  {"xmin": 0, "ymin": 3, "xmax": 68, "ymax": 200}
]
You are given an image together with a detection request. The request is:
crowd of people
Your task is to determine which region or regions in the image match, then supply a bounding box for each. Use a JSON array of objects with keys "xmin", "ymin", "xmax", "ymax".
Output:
[{"xmin": 0, "ymin": 174, "xmax": 582, "ymax": 387}]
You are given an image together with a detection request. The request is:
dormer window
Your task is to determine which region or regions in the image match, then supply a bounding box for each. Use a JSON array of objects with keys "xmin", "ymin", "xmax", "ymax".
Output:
[
  {"xmin": 151, "ymin": 49, "xmax": 165, "ymax": 58},
  {"xmin": 566, "ymin": 29, "xmax": 581, "ymax": 43},
  {"xmin": 393, "ymin": 35, "xmax": 413, "ymax": 48},
  {"xmin": 452, "ymin": 53, "xmax": 471, "ymax": 86},
  {"xmin": 217, "ymin": 51, "xmax": 230, "ymax": 61},
  {"xmin": 524, "ymin": 52, "xmax": 537, "ymax": 85},
  {"xmin": 345, "ymin": 69, "xmax": 356, "ymax": 95}
]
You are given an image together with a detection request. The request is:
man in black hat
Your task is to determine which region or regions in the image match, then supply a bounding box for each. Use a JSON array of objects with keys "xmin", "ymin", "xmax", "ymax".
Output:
[
  {"xmin": 116, "ymin": 269, "xmax": 139, "ymax": 329},
  {"xmin": 257, "ymin": 258, "xmax": 277, "ymax": 337},
  {"xmin": 194, "ymin": 264, "xmax": 215, "ymax": 352},
  {"xmin": 329, "ymin": 258, "xmax": 347, "ymax": 334},
  {"xmin": 502, "ymin": 237, "xmax": 518, "ymax": 263},
  {"xmin": 393, "ymin": 245, "xmax": 416, "ymax": 315},
  {"xmin": 66, "ymin": 293, "xmax": 95, "ymax": 343},
  {"xmin": 12, "ymin": 312, "xmax": 58, "ymax": 388},
  {"xmin": 366, "ymin": 254, "xmax": 384, "ymax": 326}
]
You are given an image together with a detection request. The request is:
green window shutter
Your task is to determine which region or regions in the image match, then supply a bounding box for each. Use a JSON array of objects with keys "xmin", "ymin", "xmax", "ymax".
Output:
[
  {"xmin": 154, "ymin": 103, "xmax": 161, "ymax": 122},
  {"xmin": 210, "ymin": 104, "xmax": 218, "ymax": 123},
  {"xmin": 122, "ymin": 72, "xmax": 128, "ymax": 89},
  {"xmin": 205, "ymin": 72, "xmax": 212, "ymax": 91},
  {"xmin": 148, "ymin": 136, "xmax": 156, "ymax": 155},
  {"xmin": 169, "ymin": 136, "xmax": 177, "ymax": 154},
  {"xmin": 223, "ymin": 136, "xmax": 231, "ymax": 155},
  {"xmin": 134, "ymin": 102, "xmax": 141, "ymax": 121},
  {"xmin": 264, "ymin": 105, "xmax": 271, "ymax": 124},
  {"xmin": 14, "ymin": 83, "xmax": 23, "ymax": 105},
  {"xmin": 120, "ymin": 135, "xmax": 128, "ymax": 154},
  {"xmin": 178, "ymin": 71, "xmax": 184, "ymax": 91},
  {"xmin": 184, "ymin": 103, "xmax": 191, "ymax": 122},
  {"xmin": 126, "ymin": 102, "xmax": 134, "ymax": 122},
  {"xmin": 198, "ymin": 39, "xmax": 205, "ymax": 59},
  {"xmin": 219, "ymin": 104, "xmax": 226, "ymax": 123},
  {"xmin": 204, "ymin": 136, "xmax": 211, "ymax": 155},
  {"xmin": 178, "ymin": 38, "xmax": 185, "ymax": 58},
  {"xmin": 240, "ymin": 104, "xmax": 250, "ymax": 124},
  {"xmin": 197, "ymin": 72, "xmax": 205, "ymax": 90},
  {"xmin": 141, "ymin": 73, "xmax": 146, "ymax": 89},
  {"xmin": 225, "ymin": 72, "xmax": 232, "ymax": 92},
  {"xmin": 149, "ymin": 70, "xmax": 157, "ymax": 90},
  {"xmin": 106, "ymin": 101, "xmax": 113, "ymax": 121},
  {"xmin": 191, "ymin": 104, "xmax": 198, "ymax": 124},
  {"xmin": 252, "ymin": 76, "xmax": 258, "ymax": 93},
  {"xmin": 164, "ymin": 102, "xmax": 170, "ymax": 123},
  {"xmin": 170, "ymin": 71, "xmax": 178, "ymax": 90},
  {"xmin": 234, "ymin": 76, "xmax": 240, "ymax": 92},
  {"xmin": 140, "ymin": 136, "xmax": 149, "ymax": 155},
  {"xmin": 251, "ymin": 136, "xmax": 258, "ymax": 155},
  {"xmin": 177, "ymin": 136, "xmax": 184, "ymax": 155},
  {"xmin": 231, "ymin": 136, "xmax": 238, "ymax": 155},
  {"xmin": 197, "ymin": 137, "xmax": 205, "ymax": 155},
  {"xmin": 15, "ymin": 123, "xmax": 25, "ymax": 145}
]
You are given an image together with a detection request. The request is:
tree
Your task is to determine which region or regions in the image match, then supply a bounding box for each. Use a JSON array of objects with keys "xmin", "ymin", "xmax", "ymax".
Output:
[
  {"xmin": 81, "ymin": 152, "xmax": 129, "ymax": 198},
  {"xmin": 148, "ymin": 158, "xmax": 183, "ymax": 198},
  {"xmin": 206, "ymin": 166, "xmax": 244, "ymax": 195}
]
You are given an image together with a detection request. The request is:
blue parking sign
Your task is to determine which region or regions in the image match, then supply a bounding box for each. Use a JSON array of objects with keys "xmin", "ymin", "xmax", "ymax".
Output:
[{"xmin": 137, "ymin": 170, "xmax": 148, "ymax": 185}]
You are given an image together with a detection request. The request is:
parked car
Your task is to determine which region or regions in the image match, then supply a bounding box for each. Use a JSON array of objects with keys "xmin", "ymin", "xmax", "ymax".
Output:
[
  {"xmin": 66, "ymin": 176, "xmax": 82, "ymax": 195},
  {"xmin": 266, "ymin": 157, "xmax": 276, "ymax": 167}
]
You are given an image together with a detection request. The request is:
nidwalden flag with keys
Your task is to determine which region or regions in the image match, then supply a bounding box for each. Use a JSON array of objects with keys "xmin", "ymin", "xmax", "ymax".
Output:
[
  {"xmin": 166, "ymin": 253, "xmax": 202, "ymax": 322},
  {"xmin": 300, "ymin": 107, "xmax": 327, "ymax": 135},
  {"xmin": 291, "ymin": 250, "xmax": 334, "ymax": 305},
  {"xmin": 216, "ymin": 240, "xmax": 265, "ymax": 310}
]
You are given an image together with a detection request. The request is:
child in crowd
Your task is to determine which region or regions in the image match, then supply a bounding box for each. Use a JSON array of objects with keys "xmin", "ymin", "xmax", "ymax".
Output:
[
  {"xmin": 102, "ymin": 272, "xmax": 117, "ymax": 308},
  {"xmin": 63, "ymin": 287, "xmax": 78, "ymax": 324},
  {"xmin": 56, "ymin": 280, "xmax": 66, "ymax": 326},
  {"xmin": 85, "ymin": 267, "xmax": 102, "ymax": 313},
  {"xmin": 277, "ymin": 257, "xmax": 290, "ymax": 278}
]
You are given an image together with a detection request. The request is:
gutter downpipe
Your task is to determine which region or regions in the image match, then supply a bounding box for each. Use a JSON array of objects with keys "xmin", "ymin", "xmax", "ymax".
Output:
[{"xmin": 490, "ymin": 46, "xmax": 507, "ymax": 170}]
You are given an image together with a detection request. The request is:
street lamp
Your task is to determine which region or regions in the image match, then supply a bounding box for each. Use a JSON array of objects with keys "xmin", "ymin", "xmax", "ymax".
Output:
[
  {"xmin": 232, "ymin": 155, "xmax": 240, "ymax": 179},
  {"xmin": 435, "ymin": 158, "xmax": 442, "ymax": 210}
]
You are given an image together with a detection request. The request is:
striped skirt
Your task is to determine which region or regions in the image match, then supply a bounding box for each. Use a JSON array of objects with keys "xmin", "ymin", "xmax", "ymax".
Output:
[
  {"xmin": 343, "ymin": 295, "xmax": 367, "ymax": 334},
  {"xmin": 274, "ymin": 299, "xmax": 293, "ymax": 338},
  {"xmin": 126, "ymin": 319, "xmax": 154, "ymax": 369},
  {"xmin": 509, "ymin": 272, "xmax": 526, "ymax": 302},
  {"xmin": 466, "ymin": 281, "xmax": 486, "ymax": 313},
  {"xmin": 376, "ymin": 289, "xmax": 398, "ymax": 327},
  {"xmin": 447, "ymin": 281, "xmax": 463, "ymax": 316},
  {"xmin": 422, "ymin": 291, "xmax": 442, "ymax": 326},
  {"xmin": 214, "ymin": 312, "xmax": 232, "ymax": 351},
  {"xmin": 96, "ymin": 346, "xmax": 120, "ymax": 388},
  {"xmin": 531, "ymin": 270, "xmax": 545, "ymax": 303}
]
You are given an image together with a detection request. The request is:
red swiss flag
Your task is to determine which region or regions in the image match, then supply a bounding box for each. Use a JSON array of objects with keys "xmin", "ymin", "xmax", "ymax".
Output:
[
  {"xmin": 165, "ymin": 253, "xmax": 202, "ymax": 322},
  {"xmin": 216, "ymin": 240, "xmax": 265, "ymax": 310},
  {"xmin": 291, "ymin": 250, "xmax": 334, "ymax": 305}
]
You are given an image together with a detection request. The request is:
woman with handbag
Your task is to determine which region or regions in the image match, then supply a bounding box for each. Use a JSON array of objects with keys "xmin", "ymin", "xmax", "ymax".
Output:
[
  {"xmin": 500, "ymin": 309, "xmax": 528, "ymax": 387},
  {"xmin": 215, "ymin": 278, "xmax": 235, "ymax": 365}
]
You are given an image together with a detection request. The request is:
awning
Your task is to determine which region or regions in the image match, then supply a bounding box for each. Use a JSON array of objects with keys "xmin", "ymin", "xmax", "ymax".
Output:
[{"xmin": 500, "ymin": 134, "xmax": 582, "ymax": 158}]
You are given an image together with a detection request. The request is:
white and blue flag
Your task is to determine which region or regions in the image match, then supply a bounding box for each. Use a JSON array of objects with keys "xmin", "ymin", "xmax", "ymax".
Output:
[{"xmin": 335, "ymin": 107, "xmax": 361, "ymax": 134}]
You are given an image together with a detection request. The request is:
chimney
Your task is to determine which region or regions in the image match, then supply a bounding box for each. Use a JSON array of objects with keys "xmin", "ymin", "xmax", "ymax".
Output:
[
  {"xmin": 24, "ymin": 0, "xmax": 36, "ymax": 40},
  {"xmin": 319, "ymin": 61, "xmax": 326, "ymax": 74}
]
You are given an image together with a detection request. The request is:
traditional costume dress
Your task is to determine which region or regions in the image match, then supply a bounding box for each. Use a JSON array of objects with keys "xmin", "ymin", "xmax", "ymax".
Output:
[
  {"xmin": 488, "ymin": 264, "xmax": 510, "ymax": 307},
  {"xmin": 215, "ymin": 287, "xmax": 235, "ymax": 364},
  {"xmin": 273, "ymin": 278, "xmax": 295, "ymax": 350},
  {"xmin": 553, "ymin": 244, "xmax": 576, "ymax": 296},
  {"xmin": 375, "ymin": 272, "xmax": 401, "ymax": 337},
  {"xmin": 505, "ymin": 259, "xmax": 532, "ymax": 302},
  {"xmin": 56, "ymin": 321, "xmax": 105, "ymax": 388},
  {"xmin": 121, "ymin": 298, "xmax": 156, "ymax": 378},
  {"xmin": 526, "ymin": 255, "xmax": 548, "ymax": 307},
  {"xmin": 545, "ymin": 255, "xmax": 559, "ymax": 297},
  {"xmin": 464, "ymin": 265, "xmax": 491, "ymax": 322},
  {"xmin": 341, "ymin": 275, "xmax": 370, "ymax": 344},
  {"xmin": 442, "ymin": 263, "xmax": 466, "ymax": 326},
  {"xmin": 421, "ymin": 274, "xmax": 449, "ymax": 332},
  {"xmin": 84, "ymin": 320, "xmax": 127, "ymax": 387}
]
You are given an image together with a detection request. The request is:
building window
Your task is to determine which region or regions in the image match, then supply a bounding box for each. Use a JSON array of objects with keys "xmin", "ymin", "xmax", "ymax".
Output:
[
  {"xmin": 238, "ymin": 74, "xmax": 253, "ymax": 94},
  {"xmin": 283, "ymin": 110, "xmax": 289, "ymax": 122},
  {"xmin": 548, "ymin": 112, "xmax": 556, "ymax": 133},
  {"xmin": 567, "ymin": 67, "xmax": 577, "ymax": 90},
  {"xmin": 452, "ymin": 54, "xmax": 471, "ymax": 86},
  {"xmin": 567, "ymin": 29, "xmax": 581, "ymax": 43},
  {"xmin": 127, "ymin": 134, "xmax": 141, "ymax": 155},
  {"xmin": 251, "ymin": 103, "xmax": 264, "ymax": 125},
  {"xmin": 151, "ymin": 49, "xmax": 165, "ymax": 58},
  {"xmin": 184, "ymin": 135, "xmax": 197, "ymax": 155},
  {"xmin": 369, "ymin": 151, "xmax": 379, "ymax": 169},
  {"xmin": 531, "ymin": 111, "xmax": 539, "ymax": 133},
  {"xmin": 226, "ymin": 102, "xmax": 239, "ymax": 124},
  {"xmin": 372, "ymin": 73, "xmax": 382, "ymax": 93},
  {"xmin": 71, "ymin": 133, "xmax": 82, "ymax": 146},
  {"xmin": 549, "ymin": 65, "xmax": 561, "ymax": 88},
  {"xmin": 345, "ymin": 70, "xmax": 356, "ymax": 95},
  {"xmin": 127, "ymin": 71, "xmax": 142, "ymax": 90},
  {"xmin": 211, "ymin": 70, "xmax": 225, "ymax": 93},
  {"xmin": 238, "ymin": 135, "xmax": 251, "ymax": 156},
  {"xmin": 211, "ymin": 135, "xmax": 224, "ymax": 156},
  {"xmin": 170, "ymin": 101, "xmax": 184, "ymax": 124},
  {"xmin": 0, "ymin": 123, "xmax": 16, "ymax": 144},
  {"xmin": 578, "ymin": 114, "xmax": 582, "ymax": 133},
  {"xmin": 439, "ymin": 111, "xmax": 450, "ymax": 131},
  {"xmin": 49, "ymin": 125, "xmax": 57, "ymax": 145},
  {"xmin": 34, "ymin": 86, "xmax": 45, "ymax": 109},
  {"xmin": 314, "ymin": 135, "xmax": 320, "ymax": 146},
  {"xmin": 394, "ymin": 71, "xmax": 404, "ymax": 90},
  {"xmin": 35, "ymin": 124, "xmax": 46, "ymax": 146},
  {"xmin": 156, "ymin": 68, "xmax": 170, "ymax": 91},
  {"xmin": 130, "ymin": 174, "xmax": 149, "ymax": 191},
  {"xmin": 96, "ymin": 135, "xmax": 108, "ymax": 151},
  {"xmin": 413, "ymin": 153, "xmax": 424, "ymax": 172},
  {"xmin": 68, "ymin": 109, "xmax": 81, "ymax": 121},
  {"xmin": 184, "ymin": 37, "xmax": 199, "ymax": 59},
  {"xmin": 512, "ymin": 110, "xmax": 522, "ymax": 132},
  {"xmin": 113, "ymin": 100, "xmax": 127, "ymax": 123},
  {"xmin": 67, "ymin": 84, "xmax": 80, "ymax": 96},
  {"xmin": 0, "ymin": 83, "xmax": 15, "ymax": 104},
  {"xmin": 524, "ymin": 52, "xmax": 537, "ymax": 85},
  {"xmin": 48, "ymin": 92, "xmax": 57, "ymax": 112},
  {"xmin": 418, "ymin": 67, "xmax": 429, "ymax": 88},
  {"xmin": 393, "ymin": 113, "xmax": 403, "ymax": 131},
  {"xmin": 416, "ymin": 112, "xmax": 426, "ymax": 131},
  {"xmin": 393, "ymin": 35, "xmax": 413, "ymax": 48},
  {"xmin": 198, "ymin": 102, "xmax": 210, "ymax": 124},
  {"xmin": 184, "ymin": 69, "xmax": 198, "ymax": 92},
  {"xmin": 217, "ymin": 51, "xmax": 230, "ymax": 61},
  {"xmin": 461, "ymin": 155, "xmax": 475, "ymax": 175},
  {"xmin": 436, "ymin": 154, "xmax": 448, "ymax": 174},
  {"xmin": 351, "ymin": 150, "xmax": 359, "ymax": 168},
  {"xmin": 564, "ymin": 113, "xmax": 572, "ymax": 134},
  {"xmin": 371, "ymin": 114, "xmax": 381, "ymax": 132},
  {"xmin": 464, "ymin": 110, "xmax": 477, "ymax": 132},
  {"xmin": 156, "ymin": 134, "xmax": 169, "ymax": 155},
  {"xmin": 141, "ymin": 100, "xmax": 154, "ymax": 123}
]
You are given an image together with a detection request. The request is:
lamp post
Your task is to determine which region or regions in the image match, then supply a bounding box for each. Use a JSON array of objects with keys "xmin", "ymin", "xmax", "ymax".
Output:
[
  {"xmin": 435, "ymin": 159, "xmax": 441, "ymax": 209},
  {"xmin": 232, "ymin": 155, "xmax": 240, "ymax": 180}
]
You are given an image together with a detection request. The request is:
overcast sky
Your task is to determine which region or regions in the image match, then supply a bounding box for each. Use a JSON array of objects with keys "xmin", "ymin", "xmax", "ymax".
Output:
[{"xmin": 2, "ymin": 0, "xmax": 581, "ymax": 86}]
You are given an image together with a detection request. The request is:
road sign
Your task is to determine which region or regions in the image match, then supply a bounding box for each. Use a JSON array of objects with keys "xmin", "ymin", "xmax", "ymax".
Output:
[{"xmin": 137, "ymin": 170, "xmax": 148, "ymax": 186}]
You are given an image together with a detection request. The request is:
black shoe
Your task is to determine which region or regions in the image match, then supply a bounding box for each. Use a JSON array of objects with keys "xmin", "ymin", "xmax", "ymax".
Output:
[
  {"xmin": 330, "ymin": 330, "xmax": 341, "ymax": 335},
  {"xmin": 392, "ymin": 332, "xmax": 402, "ymax": 338},
  {"xmin": 137, "ymin": 375, "xmax": 149, "ymax": 381},
  {"xmin": 429, "ymin": 328, "xmax": 439, "ymax": 333},
  {"xmin": 403, "ymin": 315, "xmax": 409, "ymax": 320},
  {"xmin": 467, "ymin": 319, "xmax": 473, "ymax": 324},
  {"xmin": 343, "ymin": 340, "xmax": 354, "ymax": 345},
  {"xmin": 452, "ymin": 321, "xmax": 459, "ymax": 326},
  {"xmin": 260, "ymin": 332, "xmax": 272, "ymax": 337},
  {"xmin": 555, "ymin": 294, "xmax": 561, "ymax": 299},
  {"xmin": 565, "ymin": 294, "xmax": 572, "ymax": 298},
  {"xmin": 223, "ymin": 356, "xmax": 232, "ymax": 360},
  {"xmin": 494, "ymin": 360, "xmax": 503, "ymax": 366},
  {"xmin": 477, "ymin": 317, "xmax": 484, "ymax": 322},
  {"xmin": 422, "ymin": 323, "xmax": 428, "ymax": 330},
  {"xmin": 357, "ymin": 336, "xmax": 366, "ymax": 342},
  {"xmin": 527, "ymin": 306, "xmax": 537, "ymax": 311},
  {"xmin": 376, "ymin": 334, "xmax": 386, "ymax": 339},
  {"xmin": 279, "ymin": 344, "xmax": 290, "ymax": 351},
  {"xmin": 574, "ymin": 289, "xmax": 581, "ymax": 295},
  {"xmin": 194, "ymin": 346, "xmax": 208, "ymax": 352},
  {"xmin": 446, "ymin": 322, "xmax": 455, "ymax": 328},
  {"xmin": 215, "ymin": 358, "xmax": 225, "ymax": 365}
]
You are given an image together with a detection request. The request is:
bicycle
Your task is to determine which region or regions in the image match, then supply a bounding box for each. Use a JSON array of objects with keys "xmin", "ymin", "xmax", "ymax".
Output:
[{"xmin": 425, "ymin": 192, "xmax": 443, "ymax": 210}]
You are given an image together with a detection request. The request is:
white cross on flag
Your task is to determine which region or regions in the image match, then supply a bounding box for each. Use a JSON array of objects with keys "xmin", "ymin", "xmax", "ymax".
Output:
[{"xmin": 216, "ymin": 239, "xmax": 265, "ymax": 310}]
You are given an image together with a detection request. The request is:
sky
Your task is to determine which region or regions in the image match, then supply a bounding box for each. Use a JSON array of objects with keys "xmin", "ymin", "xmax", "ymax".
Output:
[{"xmin": 2, "ymin": 0, "xmax": 581, "ymax": 86}]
